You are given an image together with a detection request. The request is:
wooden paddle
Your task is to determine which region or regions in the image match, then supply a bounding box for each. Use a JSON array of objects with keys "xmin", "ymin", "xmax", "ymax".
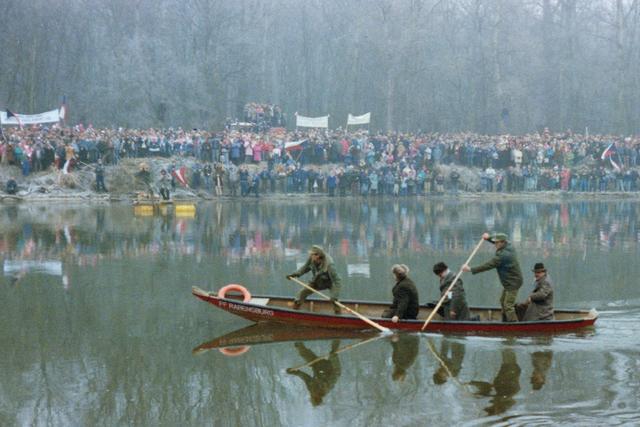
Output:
[
  {"xmin": 420, "ymin": 237, "xmax": 485, "ymax": 331},
  {"xmin": 425, "ymin": 338, "xmax": 475, "ymax": 396},
  {"xmin": 286, "ymin": 334, "xmax": 384, "ymax": 372},
  {"xmin": 288, "ymin": 277, "xmax": 390, "ymax": 333}
]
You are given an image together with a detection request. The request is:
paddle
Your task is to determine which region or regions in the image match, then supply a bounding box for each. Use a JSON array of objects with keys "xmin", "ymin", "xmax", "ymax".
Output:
[
  {"xmin": 425, "ymin": 338, "xmax": 475, "ymax": 396},
  {"xmin": 420, "ymin": 237, "xmax": 485, "ymax": 331},
  {"xmin": 286, "ymin": 334, "xmax": 384, "ymax": 372},
  {"xmin": 288, "ymin": 277, "xmax": 390, "ymax": 333}
]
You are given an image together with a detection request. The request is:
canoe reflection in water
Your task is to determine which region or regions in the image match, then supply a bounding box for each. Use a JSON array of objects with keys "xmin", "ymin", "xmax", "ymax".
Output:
[
  {"xmin": 286, "ymin": 340, "xmax": 342, "ymax": 406},
  {"xmin": 390, "ymin": 334, "xmax": 420, "ymax": 382},
  {"xmin": 469, "ymin": 348, "xmax": 521, "ymax": 416}
]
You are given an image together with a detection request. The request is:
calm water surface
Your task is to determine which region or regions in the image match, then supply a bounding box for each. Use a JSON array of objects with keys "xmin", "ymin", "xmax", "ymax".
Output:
[{"xmin": 1, "ymin": 199, "xmax": 639, "ymax": 426}]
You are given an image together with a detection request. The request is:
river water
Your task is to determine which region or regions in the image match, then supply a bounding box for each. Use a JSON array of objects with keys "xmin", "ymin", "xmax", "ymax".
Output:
[{"xmin": 0, "ymin": 198, "xmax": 639, "ymax": 426}]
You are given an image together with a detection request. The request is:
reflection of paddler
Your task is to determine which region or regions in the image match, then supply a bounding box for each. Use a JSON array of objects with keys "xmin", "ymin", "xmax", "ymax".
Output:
[
  {"xmin": 469, "ymin": 348, "xmax": 521, "ymax": 415},
  {"xmin": 432, "ymin": 339, "xmax": 466, "ymax": 385},
  {"xmin": 286, "ymin": 340, "xmax": 341, "ymax": 406},
  {"xmin": 531, "ymin": 351, "xmax": 553, "ymax": 390},
  {"xmin": 390, "ymin": 334, "xmax": 419, "ymax": 382}
]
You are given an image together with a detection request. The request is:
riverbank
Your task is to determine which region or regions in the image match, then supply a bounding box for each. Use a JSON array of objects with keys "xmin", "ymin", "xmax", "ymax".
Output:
[{"xmin": 2, "ymin": 157, "xmax": 640, "ymax": 203}]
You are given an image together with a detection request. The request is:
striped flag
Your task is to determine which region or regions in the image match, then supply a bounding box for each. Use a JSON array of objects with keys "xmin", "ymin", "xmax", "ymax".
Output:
[
  {"xmin": 601, "ymin": 143, "xmax": 621, "ymax": 171},
  {"xmin": 284, "ymin": 139, "xmax": 307, "ymax": 152},
  {"xmin": 171, "ymin": 166, "xmax": 189, "ymax": 187},
  {"xmin": 6, "ymin": 109, "xmax": 23, "ymax": 129}
]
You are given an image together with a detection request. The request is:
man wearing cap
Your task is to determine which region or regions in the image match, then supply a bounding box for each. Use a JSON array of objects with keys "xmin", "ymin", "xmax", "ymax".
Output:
[
  {"xmin": 287, "ymin": 245, "xmax": 342, "ymax": 314},
  {"xmin": 463, "ymin": 232, "xmax": 523, "ymax": 322},
  {"xmin": 516, "ymin": 263, "xmax": 554, "ymax": 321},
  {"xmin": 432, "ymin": 261, "xmax": 470, "ymax": 321}
]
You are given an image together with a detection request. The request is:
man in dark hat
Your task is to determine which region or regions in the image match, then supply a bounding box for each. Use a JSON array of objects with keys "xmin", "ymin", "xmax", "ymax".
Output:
[
  {"xmin": 463, "ymin": 232, "xmax": 523, "ymax": 322},
  {"xmin": 432, "ymin": 261, "xmax": 470, "ymax": 320},
  {"xmin": 287, "ymin": 245, "xmax": 342, "ymax": 314},
  {"xmin": 516, "ymin": 263, "xmax": 554, "ymax": 321}
]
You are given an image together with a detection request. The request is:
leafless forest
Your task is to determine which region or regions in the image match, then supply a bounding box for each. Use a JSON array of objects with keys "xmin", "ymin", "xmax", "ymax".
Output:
[{"xmin": 1, "ymin": 0, "xmax": 639, "ymax": 133}]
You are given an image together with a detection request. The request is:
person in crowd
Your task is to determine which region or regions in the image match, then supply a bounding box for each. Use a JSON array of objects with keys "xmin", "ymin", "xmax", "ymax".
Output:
[
  {"xmin": 135, "ymin": 162, "xmax": 154, "ymax": 199},
  {"xmin": 463, "ymin": 233, "xmax": 523, "ymax": 322},
  {"xmin": 382, "ymin": 264, "xmax": 419, "ymax": 322},
  {"xmin": 432, "ymin": 261, "xmax": 470, "ymax": 320},
  {"xmin": 286, "ymin": 245, "xmax": 342, "ymax": 314},
  {"xmin": 5, "ymin": 178, "xmax": 18, "ymax": 195},
  {"xmin": 516, "ymin": 263, "xmax": 554, "ymax": 321},
  {"xmin": 158, "ymin": 169, "xmax": 171, "ymax": 201},
  {"xmin": 94, "ymin": 159, "xmax": 107, "ymax": 192}
]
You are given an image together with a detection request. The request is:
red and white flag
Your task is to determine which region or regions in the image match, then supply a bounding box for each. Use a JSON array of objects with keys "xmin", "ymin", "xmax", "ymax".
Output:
[
  {"xmin": 284, "ymin": 139, "xmax": 307, "ymax": 152},
  {"xmin": 171, "ymin": 166, "xmax": 189, "ymax": 187},
  {"xmin": 601, "ymin": 143, "xmax": 621, "ymax": 171}
]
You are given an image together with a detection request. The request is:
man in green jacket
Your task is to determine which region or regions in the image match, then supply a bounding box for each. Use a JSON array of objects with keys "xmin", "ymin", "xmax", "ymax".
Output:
[
  {"xmin": 433, "ymin": 261, "xmax": 470, "ymax": 321},
  {"xmin": 287, "ymin": 245, "xmax": 342, "ymax": 314},
  {"xmin": 463, "ymin": 232, "xmax": 522, "ymax": 322}
]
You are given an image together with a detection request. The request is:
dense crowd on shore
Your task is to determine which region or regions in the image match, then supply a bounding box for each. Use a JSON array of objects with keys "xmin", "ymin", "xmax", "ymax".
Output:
[{"xmin": 1, "ymin": 122, "xmax": 640, "ymax": 196}]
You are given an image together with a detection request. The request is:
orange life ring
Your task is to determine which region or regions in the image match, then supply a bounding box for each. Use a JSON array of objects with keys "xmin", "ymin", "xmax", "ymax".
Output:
[
  {"xmin": 219, "ymin": 346, "xmax": 251, "ymax": 357},
  {"xmin": 218, "ymin": 284, "xmax": 252, "ymax": 302}
]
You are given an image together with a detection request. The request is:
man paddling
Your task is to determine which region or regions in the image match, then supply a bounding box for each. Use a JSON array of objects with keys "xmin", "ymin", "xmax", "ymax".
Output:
[
  {"xmin": 462, "ymin": 233, "xmax": 522, "ymax": 322},
  {"xmin": 287, "ymin": 245, "xmax": 342, "ymax": 314},
  {"xmin": 432, "ymin": 262, "xmax": 470, "ymax": 321}
]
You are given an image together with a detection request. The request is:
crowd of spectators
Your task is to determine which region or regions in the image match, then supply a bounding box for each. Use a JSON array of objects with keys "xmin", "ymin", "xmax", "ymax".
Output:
[
  {"xmin": 227, "ymin": 103, "xmax": 286, "ymax": 132},
  {"xmin": 1, "ymin": 123, "xmax": 640, "ymax": 195}
]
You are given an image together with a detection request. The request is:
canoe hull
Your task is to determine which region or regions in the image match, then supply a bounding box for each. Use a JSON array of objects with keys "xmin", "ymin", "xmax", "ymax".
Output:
[{"xmin": 192, "ymin": 287, "xmax": 598, "ymax": 334}]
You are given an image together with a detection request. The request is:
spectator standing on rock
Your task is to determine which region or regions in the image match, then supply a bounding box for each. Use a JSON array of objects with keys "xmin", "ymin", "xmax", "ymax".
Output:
[{"xmin": 95, "ymin": 159, "xmax": 107, "ymax": 192}]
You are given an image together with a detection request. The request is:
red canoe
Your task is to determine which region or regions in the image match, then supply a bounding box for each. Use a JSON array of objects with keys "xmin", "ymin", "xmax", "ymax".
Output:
[{"xmin": 192, "ymin": 286, "xmax": 598, "ymax": 334}]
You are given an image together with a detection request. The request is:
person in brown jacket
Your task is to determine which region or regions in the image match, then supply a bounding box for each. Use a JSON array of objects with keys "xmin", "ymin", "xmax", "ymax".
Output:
[{"xmin": 516, "ymin": 262, "xmax": 554, "ymax": 321}]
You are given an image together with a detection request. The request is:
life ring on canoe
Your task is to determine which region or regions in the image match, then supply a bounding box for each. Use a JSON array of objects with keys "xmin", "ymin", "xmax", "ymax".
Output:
[
  {"xmin": 219, "ymin": 346, "xmax": 251, "ymax": 357},
  {"xmin": 218, "ymin": 284, "xmax": 252, "ymax": 302}
]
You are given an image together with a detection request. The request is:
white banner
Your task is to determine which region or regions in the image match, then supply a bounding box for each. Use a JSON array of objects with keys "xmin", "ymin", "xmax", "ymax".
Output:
[
  {"xmin": 0, "ymin": 108, "xmax": 64, "ymax": 125},
  {"xmin": 347, "ymin": 112, "xmax": 371, "ymax": 125},
  {"xmin": 296, "ymin": 113, "xmax": 329, "ymax": 128}
]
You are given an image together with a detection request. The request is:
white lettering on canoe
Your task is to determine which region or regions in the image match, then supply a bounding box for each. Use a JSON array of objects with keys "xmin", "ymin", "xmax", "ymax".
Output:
[{"xmin": 227, "ymin": 302, "xmax": 275, "ymax": 317}]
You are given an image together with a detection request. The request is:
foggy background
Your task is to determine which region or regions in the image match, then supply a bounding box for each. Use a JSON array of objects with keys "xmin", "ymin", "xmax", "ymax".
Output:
[{"xmin": 1, "ymin": 0, "xmax": 639, "ymax": 133}]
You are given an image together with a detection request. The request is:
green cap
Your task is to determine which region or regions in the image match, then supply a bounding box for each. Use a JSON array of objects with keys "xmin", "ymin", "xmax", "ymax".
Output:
[{"xmin": 490, "ymin": 233, "xmax": 508, "ymax": 242}]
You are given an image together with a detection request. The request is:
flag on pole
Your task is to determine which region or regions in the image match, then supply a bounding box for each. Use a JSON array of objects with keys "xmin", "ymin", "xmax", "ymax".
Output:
[
  {"xmin": 172, "ymin": 166, "xmax": 189, "ymax": 187},
  {"xmin": 6, "ymin": 109, "xmax": 23, "ymax": 129},
  {"xmin": 59, "ymin": 95, "xmax": 67, "ymax": 123},
  {"xmin": 601, "ymin": 143, "xmax": 621, "ymax": 171},
  {"xmin": 284, "ymin": 139, "xmax": 308, "ymax": 152}
]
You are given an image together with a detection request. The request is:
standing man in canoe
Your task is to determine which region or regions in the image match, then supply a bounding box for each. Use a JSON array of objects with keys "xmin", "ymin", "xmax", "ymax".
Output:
[
  {"xmin": 287, "ymin": 245, "xmax": 342, "ymax": 314},
  {"xmin": 432, "ymin": 262, "xmax": 470, "ymax": 320},
  {"xmin": 462, "ymin": 233, "xmax": 522, "ymax": 322}
]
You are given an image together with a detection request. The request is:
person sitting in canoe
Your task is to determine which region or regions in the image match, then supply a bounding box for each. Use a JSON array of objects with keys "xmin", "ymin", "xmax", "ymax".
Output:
[
  {"xmin": 432, "ymin": 261, "xmax": 470, "ymax": 321},
  {"xmin": 382, "ymin": 264, "xmax": 419, "ymax": 323},
  {"xmin": 516, "ymin": 263, "xmax": 554, "ymax": 321},
  {"xmin": 462, "ymin": 232, "xmax": 523, "ymax": 322},
  {"xmin": 286, "ymin": 245, "xmax": 342, "ymax": 314}
]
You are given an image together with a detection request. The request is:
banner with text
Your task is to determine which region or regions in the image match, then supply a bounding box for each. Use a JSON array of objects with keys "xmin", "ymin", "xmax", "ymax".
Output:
[
  {"xmin": 0, "ymin": 108, "xmax": 64, "ymax": 126},
  {"xmin": 347, "ymin": 112, "xmax": 371, "ymax": 125},
  {"xmin": 295, "ymin": 114, "xmax": 329, "ymax": 128}
]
